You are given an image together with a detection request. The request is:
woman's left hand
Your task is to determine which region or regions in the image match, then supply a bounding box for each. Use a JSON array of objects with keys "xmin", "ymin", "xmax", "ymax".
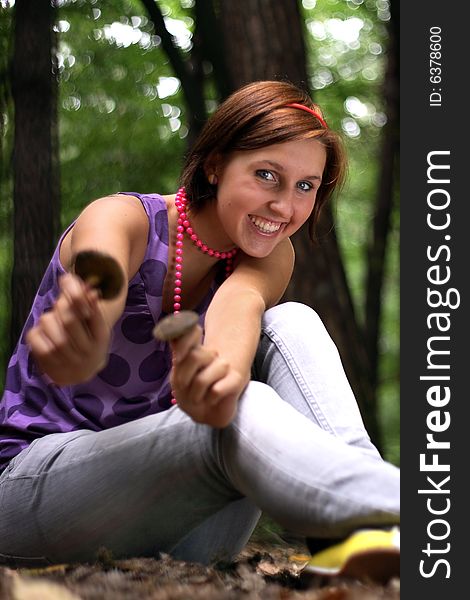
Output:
[{"xmin": 169, "ymin": 326, "xmax": 247, "ymax": 428}]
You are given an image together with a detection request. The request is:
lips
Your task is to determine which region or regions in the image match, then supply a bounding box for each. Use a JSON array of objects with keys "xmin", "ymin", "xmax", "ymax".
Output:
[{"xmin": 248, "ymin": 215, "xmax": 283, "ymax": 234}]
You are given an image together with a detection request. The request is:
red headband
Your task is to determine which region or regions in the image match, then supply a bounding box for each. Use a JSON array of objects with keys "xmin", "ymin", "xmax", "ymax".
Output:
[{"xmin": 286, "ymin": 103, "xmax": 328, "ymax": 129}]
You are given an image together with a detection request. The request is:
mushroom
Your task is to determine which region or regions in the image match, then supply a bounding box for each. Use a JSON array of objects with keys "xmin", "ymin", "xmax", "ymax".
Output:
[
  {"xmin": 153, "ymin": 311, "xmax": 199, "ymax": 341},
  {"xmin": 73, "ymin": 250, "xmax": 125, "ymax": 300}
]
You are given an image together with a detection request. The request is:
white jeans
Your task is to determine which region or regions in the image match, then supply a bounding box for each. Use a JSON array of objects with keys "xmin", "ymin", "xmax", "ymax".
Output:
[{"xmin": 0, "ymin": 303, "xmax": 399, "ymax": 566}]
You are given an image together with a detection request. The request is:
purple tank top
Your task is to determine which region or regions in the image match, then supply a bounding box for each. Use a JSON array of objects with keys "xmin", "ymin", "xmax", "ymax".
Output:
[{"xmin": 0, "ymin": 193, "xmax": 218, "ymax": 474}]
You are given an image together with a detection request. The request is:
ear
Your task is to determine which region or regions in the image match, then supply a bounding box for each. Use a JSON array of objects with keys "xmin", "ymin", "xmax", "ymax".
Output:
[{"xmin": 203, "ymin": 152, "xmax": 224, "ymax": 181}]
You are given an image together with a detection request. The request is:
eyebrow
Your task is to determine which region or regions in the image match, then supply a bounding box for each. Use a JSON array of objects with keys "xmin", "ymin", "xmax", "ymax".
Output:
[{"xmin": 253, "ymin": 160, "xmax": 323, "ymax": 181}]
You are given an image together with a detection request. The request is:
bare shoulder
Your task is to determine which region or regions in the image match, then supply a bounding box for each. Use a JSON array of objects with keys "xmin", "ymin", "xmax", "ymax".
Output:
[
  {"xmin": 272, "ymin": 237, "xmax": 295, "ymax": 265},
  {"xmin": 74, "ymin": 193, "xmax": 150, "ymax": 239},
  {"xmin": 80, "ymin": 193, "xmax": 148, "ymax": 222},
  {"xmin": 60, "ymin": 194, "xmax": 150, "ymax": 277},
  {"xmin": 236, "ymin": 237, "xmax": 294, "ymax": 273}
]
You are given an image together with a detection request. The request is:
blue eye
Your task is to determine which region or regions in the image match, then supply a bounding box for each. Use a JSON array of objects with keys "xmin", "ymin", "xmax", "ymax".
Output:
[
  {"xmin": 256, "ymin": 169, "xmax": 276, "ymax": 182},
  {"xmin": 297, "ymin": 181, "xmax": 314, "ymax": 192}
]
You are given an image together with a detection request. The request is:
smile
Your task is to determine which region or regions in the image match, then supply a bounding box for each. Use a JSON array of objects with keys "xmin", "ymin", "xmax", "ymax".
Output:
[{"xmin": 248, "ymin": 215, "xmax": 283, "ymax": 234}]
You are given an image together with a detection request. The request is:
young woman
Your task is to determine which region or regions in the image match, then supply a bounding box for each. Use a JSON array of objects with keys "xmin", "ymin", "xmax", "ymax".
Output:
[{"xmin": 0, "ymin": 81, "xmax": 399, "ymax": 578}]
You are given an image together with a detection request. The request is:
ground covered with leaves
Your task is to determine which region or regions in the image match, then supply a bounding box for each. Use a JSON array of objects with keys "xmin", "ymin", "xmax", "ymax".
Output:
[{"xmin": 0, "ymin": 537, "xmax": 399, "ymax": 600}]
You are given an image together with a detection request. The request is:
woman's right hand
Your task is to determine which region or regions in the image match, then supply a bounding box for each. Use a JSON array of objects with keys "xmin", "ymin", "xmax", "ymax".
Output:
[{"xmin": 26, "ymin": 273, "xmax": 112, "ymax": 385}]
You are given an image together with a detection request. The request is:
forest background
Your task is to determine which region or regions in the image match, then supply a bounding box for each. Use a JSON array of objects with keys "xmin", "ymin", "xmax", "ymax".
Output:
[{"xmin": 0, "ymin": 0, "xmax": 399, "ymax": 465}]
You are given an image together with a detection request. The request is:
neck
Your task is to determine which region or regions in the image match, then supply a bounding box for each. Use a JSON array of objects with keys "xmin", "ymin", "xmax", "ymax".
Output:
[
  {"xmin": 188, "ymin": 202, "xmax": 235, "ymax": 253},
  {"xmin": 175, "ymin": 187, "xmax": 237, "ymax": 261},
  {"xmin": 164, "ymin": 190, "xmax": 237, "ymax": 313}
]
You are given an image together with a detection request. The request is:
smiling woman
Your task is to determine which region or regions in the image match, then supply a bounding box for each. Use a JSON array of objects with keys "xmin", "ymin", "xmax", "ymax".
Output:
[
  {"xmin": 0, "ymin": 80, "xmax": 399, "ymax": 583},
  {"xmin": 181, "ymin": 80, "xmax": 345, "ymax": 240},
  {"xmin": 210, "ymin": 138, "xmax": 326, "ymax": 258}
]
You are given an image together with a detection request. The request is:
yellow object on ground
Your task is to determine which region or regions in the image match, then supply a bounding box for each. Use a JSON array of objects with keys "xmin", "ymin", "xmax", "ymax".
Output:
[{"xmin": 303, "ymin": 527, "xmax": 400, "ymax": 583}]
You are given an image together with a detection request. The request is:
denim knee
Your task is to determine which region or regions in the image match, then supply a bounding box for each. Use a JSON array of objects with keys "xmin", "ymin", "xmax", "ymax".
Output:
[
  {"xmin": 263, "ymin": 301, "xmax": 323, "ymax": 332},
  {"xmin": 228, "ymin": 381, "xmax": 281, "ymax": 432},
  {"xmin": 262, "ymin": 302, "xmax": 335, "ymax": 352}
]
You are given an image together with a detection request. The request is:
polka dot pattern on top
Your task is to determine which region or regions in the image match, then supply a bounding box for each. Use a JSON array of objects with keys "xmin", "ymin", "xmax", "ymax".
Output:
[{"xmin": 0, "ymin": 193, "xmax": 219, "ymax": 474}]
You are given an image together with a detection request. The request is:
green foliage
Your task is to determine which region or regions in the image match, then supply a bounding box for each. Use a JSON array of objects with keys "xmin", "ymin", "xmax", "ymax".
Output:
[
  {"xmin": 302, "ymin": 0, "xmax": 399, "ymax": 463},
  {"xmin": 57, "ymin": 0, "xmax": 190, "ymax": 225},
  {"xmin": 302, "ymin": 0, "xmax": 391, "ymax": 307},
  {"xmin": 0, "ymin": 5, "xmax": 14, "ymax": 385},
  {"xmin": 0, "ymin": 0, "xmax": 398, "ymax": 462}
]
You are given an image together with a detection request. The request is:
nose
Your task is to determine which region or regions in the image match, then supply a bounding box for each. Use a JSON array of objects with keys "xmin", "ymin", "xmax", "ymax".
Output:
[{"xmin": 268, "ymin": 191, "xmax": 295, "ymax": 221}]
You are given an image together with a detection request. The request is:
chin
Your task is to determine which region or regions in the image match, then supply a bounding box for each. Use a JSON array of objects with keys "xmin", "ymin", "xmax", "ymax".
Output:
[{"xmin": 236, "ymin": 223, "xmax": 287, "ymax": 258}]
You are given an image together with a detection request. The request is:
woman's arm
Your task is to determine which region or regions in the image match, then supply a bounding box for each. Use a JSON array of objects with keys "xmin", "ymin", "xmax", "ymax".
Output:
[
  {"xmin": 61, "ymin": 194, "xmax": 149, "ymax": 323},
  {"xmin": 204, "ymin": 236, "xmax": 295, "ymax": 384},
  {"xmin": 170, "ymin": 238, "xmax": 294, "ymax": 427},
  {"xmin": 26, "ymin": 194, "xmax": 148, "ymax": 385}
]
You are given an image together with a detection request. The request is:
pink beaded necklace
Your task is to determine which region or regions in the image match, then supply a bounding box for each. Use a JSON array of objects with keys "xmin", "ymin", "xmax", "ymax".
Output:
[{"xmin": 172, "ymin": 186, "xmax": 238, "ymax": 314}]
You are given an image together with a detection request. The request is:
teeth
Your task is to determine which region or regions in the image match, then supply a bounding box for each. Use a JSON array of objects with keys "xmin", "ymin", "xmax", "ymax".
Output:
[{"xmin": 249, "ymin": 215, "xmax": 282, "ymax": 234}]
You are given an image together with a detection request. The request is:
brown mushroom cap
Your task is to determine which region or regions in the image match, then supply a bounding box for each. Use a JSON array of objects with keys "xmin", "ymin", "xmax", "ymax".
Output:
[
  {"xmin": 73, "ymin": 251, "xmax": 125, "ymax": 300},
  {"xmin": 153, "ymin": 311, "xmax": 199, "ymax": 341}
]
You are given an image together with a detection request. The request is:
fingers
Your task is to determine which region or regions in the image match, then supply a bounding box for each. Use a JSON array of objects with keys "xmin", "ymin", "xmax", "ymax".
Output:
[
  {"xmin": 29, "ymin": 311, "xmax": 79, "ymax": 365},
  {"xmin": 171, "ymin": 346, "xmax": 217, "ymax": 398},
  {"xmin": 194, "ymin": 358, "xmax": 230, "ymax": 404},
  {"xmin": 26, "ymin": 273, "xmax": 111, "ymax": 384},
  {"xmin": 192, "ymin": 369, "xmax": 247, "ymax": 428},
  {"xmin": 58, "ymin": 272, "xmax": 98, "ymax": 320},
  {"xmin": 48, "ymin": 274, "xmax": 101, "ymax": 350},
  {"xmin": 28, "ymin": 282, "xmax": 86, "ymax": 359},
  {"xmin": 53, "ymin": 281, "xmax": 96, "ymax": 354},
  {"xmin": 209, "ymin": 368, "xmax": 247, "ymax": 406},
  {"xmin": 170, "ymin": 324, "xmax": 203, "ymax": 365},
  {"xmin": 26, "ymin": 318, "xmax": 58, "ymax": 360},
  {"xmin": 176, "ymin": 353, "xmax": 230, "ymax": 406}
]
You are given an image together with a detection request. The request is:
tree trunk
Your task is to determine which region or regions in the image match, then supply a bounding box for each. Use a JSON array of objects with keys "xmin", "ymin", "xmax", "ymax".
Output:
[
  {"xmin": 219, "ymin": 0, "xmax": 308, "ymax": 87},
  {"xmin": 10, "ymin": 0, "xmax": 60, "ymax": 351},
  {"xmin": 218, "ymin": 0, "xmax": 381, "ymax": 445},
  {"xmin": 194, "ymin": 0, "xmax": 231, "ymax": 101},
  {"xmin": 0, "ymin": 9, "xmax": 12, "ymax": 188},
  {"xmin": 364, "ymin": 0, "xmax": 399, "ymax": 392},
  {"xmin": 140, "ymin": 0, "xmax": 207, "ymax": 141}
]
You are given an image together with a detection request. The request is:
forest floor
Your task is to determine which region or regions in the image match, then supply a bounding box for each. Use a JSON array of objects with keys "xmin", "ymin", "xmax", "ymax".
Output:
[{"xmin": 0, "ymin": 523, "xmax": 400, "ymax": 600}]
